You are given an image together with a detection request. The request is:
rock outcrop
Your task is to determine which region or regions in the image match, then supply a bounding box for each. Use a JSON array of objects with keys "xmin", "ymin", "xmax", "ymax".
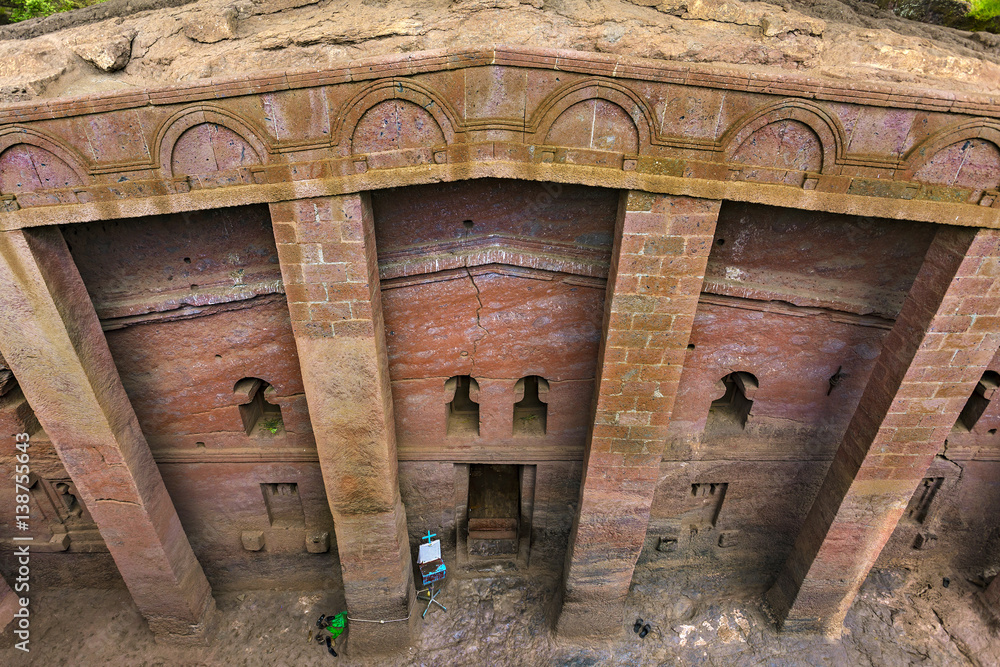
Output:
[{"xmin": 0, "ymin": 0, "xmax": 999, "ymax": 103}]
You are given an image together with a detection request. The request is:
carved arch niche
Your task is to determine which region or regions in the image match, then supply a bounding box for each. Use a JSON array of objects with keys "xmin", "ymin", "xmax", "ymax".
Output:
[
  {"xmin": 912, "ymin": 138, "xmax": 1000, "ymax": 191},
  {"xmin": 350, "ymin": 99, "xmax": 446, "ymax": 154},
  {"xmin": 0, "ymin": 144, "xmax": 83, "ymax": 195},
  {"xmin": 728, "ymin": 120, "xmax": 823, "ymax": 185},
  {"xmin": 170, "ymin": 123, "xmax": 263, "ymax": 176},
  {"xmin": 544, "ymin": 99, "xmax": 640, "ymax": 155}
]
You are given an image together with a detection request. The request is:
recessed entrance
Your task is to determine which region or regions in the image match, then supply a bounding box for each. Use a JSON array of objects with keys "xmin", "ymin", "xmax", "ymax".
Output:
[
  {"xmin": 468, "ymin": 464, "xmax": 520, "ymax": 557},
  {"xmin": 453, "ymin": 463, "xmax": 538, "ymax": 569}
]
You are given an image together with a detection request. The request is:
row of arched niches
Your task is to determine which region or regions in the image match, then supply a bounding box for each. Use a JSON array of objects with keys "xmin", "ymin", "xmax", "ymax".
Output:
[{"xmin": 2, "ymin": 76, "xmax": 1000, "ymax": 202}]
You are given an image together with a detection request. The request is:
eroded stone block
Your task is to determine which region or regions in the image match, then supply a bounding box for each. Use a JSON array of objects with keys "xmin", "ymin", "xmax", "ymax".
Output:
[
  {"xmin": 72, "ymin": 31, "xmax": 136, "ymax": 72},
  {"xmin": 306, "ymin": 531, "xmax": 330, "ymax": 553},
  {"xmin": 718, "ymin": 530, "xmax": 739, "ymax": 548},
  {"xmin": 656, "ymin": 536, "xmax": 678, "ymax": 553},
  {"xmin": 183, "ymin": 8, "xmax": 238, "ymax": 43},
  {"xmin": 241, "ymin": 530, "xmax": 265, "ymax": 551}
]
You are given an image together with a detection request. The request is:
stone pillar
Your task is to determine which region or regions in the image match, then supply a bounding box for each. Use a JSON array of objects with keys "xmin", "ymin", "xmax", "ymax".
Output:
[
  {"xmin": 766, "ymin": 226, "xmax": 1000, "ymax": 635},
  {"xmin": 557, "ymin": 192, "xmax": 721, "ymax": 639},
  {"xmin": 0, "ymin": 228, "xmax": 216, "ymax": 642},
  {"xmin": 269, "ymin": 194, "xmax": 415, "ymax": 654}
]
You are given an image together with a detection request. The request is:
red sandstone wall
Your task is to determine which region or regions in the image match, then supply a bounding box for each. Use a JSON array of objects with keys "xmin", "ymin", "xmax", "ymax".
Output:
[
  {"xmin": 65, "ymin": 207, "xmax": 313, "ymax": 451},
  {"xmin": 397, "ymin": 460, "xmax": 581, "ymax": 571},
  {"xmin": 376, "ymin": 180, "xmax": 615, "ymax": 461},
  {"xmin": 877, "ymin": 348, "xmax": 1000, "ymax": 570},
  {"xmin": 671, "ymin": 305, "xmax": 888, "ymax": 459},
  {"xmin": 11, "ymin": 205, "xmax": 338, "ymax": 590},
  {"xmin": 374, "ymin": 180, "xmax": 616, "ymax": 569},
  {"xmin": 106, "ymin": 303, "xmax": 312, "ymax": 452},
  {"xmin": 704, "ymin": 203, "xmax": 938, "ymax": 318},
  {"xmin": 383, "ymin": 271, "xmax": 604, "ymax": 454},
  {"xmin": 4, "ymin": 181, "xmax": 1000, "ymax": 594},
  {"xmin": 372, "ymin": 179, "xmax": 619, "ymax": 254},
  {"xmin": 642, "ymin": 201, "xmax": 1000, "ymax": 590},
  {"xmin": 159, "ymin": 462, "xmax": 341, "ymax": 591}
]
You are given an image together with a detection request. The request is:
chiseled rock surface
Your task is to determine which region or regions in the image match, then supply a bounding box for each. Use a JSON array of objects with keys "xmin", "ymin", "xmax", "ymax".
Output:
[{"xmin": 0, "ymin": 0, "xmax": 999, "ymax": 103}]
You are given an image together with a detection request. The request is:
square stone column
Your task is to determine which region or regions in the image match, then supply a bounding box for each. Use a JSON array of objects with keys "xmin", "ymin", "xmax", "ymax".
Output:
[
  {"xmin": 0, "ymin": 228, "xmax": 216, "ymax": 642},
  {"xmin": 556, "ymin": 192, "xmax": 721, "ymax": 639},
  {"xmin": 766, "ymin": 226, "xmax": 1000, "ymax": 635},
  {"xmin": 269, "ymin": 194, "xmax": 416, "ymax": 654}
]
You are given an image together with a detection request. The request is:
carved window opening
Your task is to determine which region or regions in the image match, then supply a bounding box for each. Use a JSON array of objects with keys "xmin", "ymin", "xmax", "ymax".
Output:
[
  {"xmin": 706, "ymin": 371, "xmax": 758, "ymax": 431},
  {"xmin": 52, "ymin": 482, "xmax": 83, "ymax": 519},
  {"xmin": 260, "ymin": 483, "xmax": 304, "ymax": 528},
  {"xmin": 30, "ymin": 476, "xmax": 94, "ymax": 526},
  {"xmin": 446, "ymin": 375, "xmax": 480, "ymax": 436},
  {"xmin": 908, "ymin": 477, "xmax": 944, "ymax": 525},
  {"xmin": 24, "ymin": 475, "xmax": 105, "ymax": 552},
  {"xmin": 514, "ymin": 375, "xmax": 549, "ymax": 436},
  {"xmin": 235, "ymin": 377, "xmax": 284, "ymax": 436},
  {"xmin": 907, "ymin": 476, "xmax": 945, "ymax": 551},
  {"xmin": 953, "ymin": 371, "xmax": 1000, "ymax": 433},
  {"xmin": 688, "ymin": 482, "xmax": 728, "ymax": 533}
]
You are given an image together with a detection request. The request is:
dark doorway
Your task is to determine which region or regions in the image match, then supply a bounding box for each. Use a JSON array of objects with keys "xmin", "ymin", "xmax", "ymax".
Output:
[{"xmin": 468, "ymin": 464, "xmax": 520, "ymax": 557}]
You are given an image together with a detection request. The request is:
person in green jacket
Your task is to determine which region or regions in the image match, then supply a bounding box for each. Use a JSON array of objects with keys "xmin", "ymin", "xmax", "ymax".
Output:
[{"xmin": 315, "ymin": 612, "xmax": 347, "ymax": 657}]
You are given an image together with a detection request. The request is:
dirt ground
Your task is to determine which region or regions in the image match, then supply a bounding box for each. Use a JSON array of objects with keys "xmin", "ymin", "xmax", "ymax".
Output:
[{"xmin": 2, "ymin": 563, "xmax": 999, "ymax": 666}]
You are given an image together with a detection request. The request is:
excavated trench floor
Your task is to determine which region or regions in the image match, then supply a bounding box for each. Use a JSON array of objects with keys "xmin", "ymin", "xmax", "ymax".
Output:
[{"xmin": 1, "ymin": 565, "xmax": 998, "ymax": 665}]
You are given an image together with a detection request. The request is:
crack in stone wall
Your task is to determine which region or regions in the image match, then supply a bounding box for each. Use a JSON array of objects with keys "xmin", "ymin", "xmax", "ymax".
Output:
[{"xmin": 464, "ymin": 265, "xmax": 490, "ymax": 375}]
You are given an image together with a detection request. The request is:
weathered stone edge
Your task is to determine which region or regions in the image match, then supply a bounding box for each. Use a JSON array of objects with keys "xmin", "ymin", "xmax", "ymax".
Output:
[{"xmin": 0, "ymin": 45, "xmax": 994, "ymax": 125}]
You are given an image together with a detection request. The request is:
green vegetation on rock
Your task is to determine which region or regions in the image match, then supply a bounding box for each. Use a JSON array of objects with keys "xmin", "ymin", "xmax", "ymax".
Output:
[
  {"xmin": 970, "ymin": 0, "xmax": 1000, "ymax": 21},
  {"xmin": 0, "ymin": 0, "xmax": 104, "ymax": 24},
  {"xmin": 881, "ymin": 0, "xmax": 1000, "ymax": 33}
]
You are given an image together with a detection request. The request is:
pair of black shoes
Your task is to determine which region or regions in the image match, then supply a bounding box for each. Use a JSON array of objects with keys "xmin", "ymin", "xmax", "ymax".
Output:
[
  {"xmin": 314, "ymin": 632, "xmax": 338, "ymax": 657},
  {"xmin": 314, "ymin": 616, "xmax": 338, "ymax": 657},
  {"xmin": 633, "ymin": 618, "xmax": 651, "ymax": 638}
]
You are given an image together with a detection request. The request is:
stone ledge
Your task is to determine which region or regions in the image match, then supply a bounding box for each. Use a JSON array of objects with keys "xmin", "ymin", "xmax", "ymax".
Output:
[{"xmin": 3, "ymin": 160, "xmax": 997, "ymax": 231}]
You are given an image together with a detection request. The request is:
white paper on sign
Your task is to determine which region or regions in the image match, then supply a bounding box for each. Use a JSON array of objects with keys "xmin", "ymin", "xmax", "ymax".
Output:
[{"xmin": 418, "ymin": 540, "xmax": 442, "ymax": 564}]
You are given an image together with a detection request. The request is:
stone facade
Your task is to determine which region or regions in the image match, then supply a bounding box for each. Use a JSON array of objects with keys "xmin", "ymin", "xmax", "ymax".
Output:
[{"xmin": 1, "ymin": 45, "xmax": 1000, "ymax": 651}]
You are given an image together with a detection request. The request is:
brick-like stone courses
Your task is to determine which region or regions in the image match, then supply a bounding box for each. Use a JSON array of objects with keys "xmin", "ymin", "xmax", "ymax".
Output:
[
  {"xmin": 0, "ymin": 227, "xmax": 216, "ymax": 642},
  {"xmin": 557, "ymin": 191, "xmax": 721, "ymax": 638},
  {"xmin": 268, "ymin": 194, "xmax": 416, "ymax": 653},
  {"xmin": 766, "ymin": 225, "xmax": 1000, "ymax": 635}
]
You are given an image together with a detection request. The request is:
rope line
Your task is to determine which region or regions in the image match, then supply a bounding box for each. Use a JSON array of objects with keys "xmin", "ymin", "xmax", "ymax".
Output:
[
  {"xmin": 346, "ymin": 598, "xmax": 420, "ymax": 624},
  {"xmin": 341, "ymin": 581, "xmax": 447, "ymax": 624}
]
